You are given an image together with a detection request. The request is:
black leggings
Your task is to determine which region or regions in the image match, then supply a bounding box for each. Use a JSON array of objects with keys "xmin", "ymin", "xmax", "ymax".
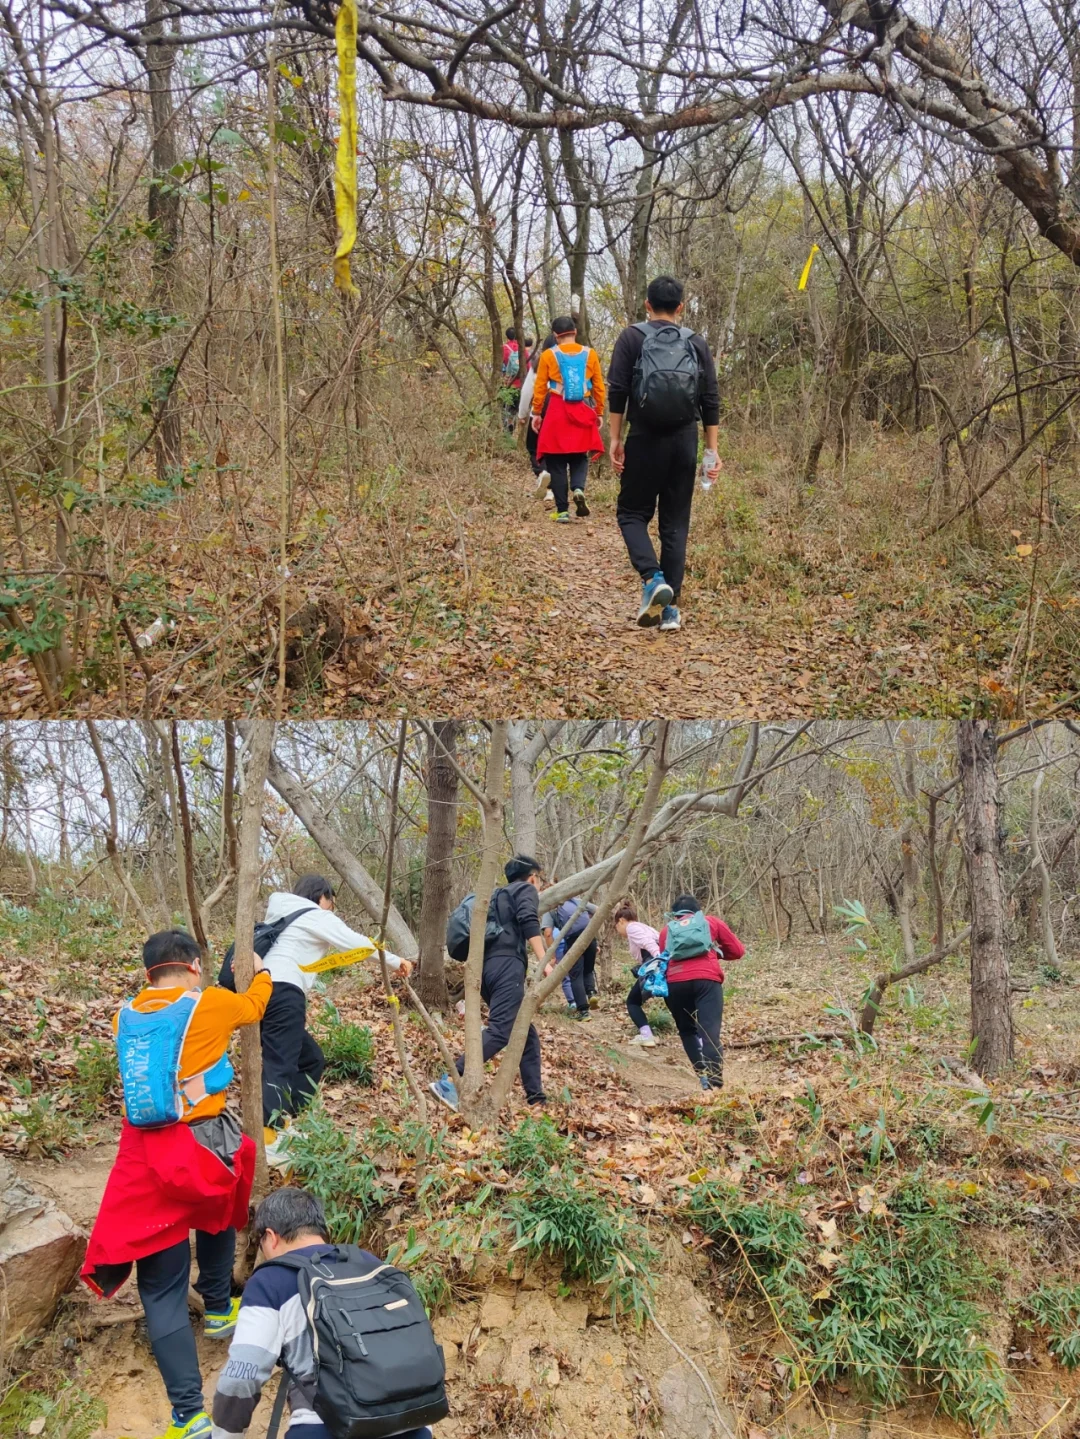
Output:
[
  {"xmin": 626, "ymin": 977, "xmax": 649, "ymax": 1030},
  {"xmin": 664, "ymin": 978, "xmax": 724, "ymax": 1086}
]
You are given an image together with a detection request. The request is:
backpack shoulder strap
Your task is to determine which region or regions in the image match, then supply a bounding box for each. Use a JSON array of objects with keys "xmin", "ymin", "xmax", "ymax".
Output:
[
  {"xmin": 633, "ymin": 320, "xmax": 651, "ymax": 335},
  {"xmin": 679, "ymin": 327, "xmax": 697, "ymax": 341}
]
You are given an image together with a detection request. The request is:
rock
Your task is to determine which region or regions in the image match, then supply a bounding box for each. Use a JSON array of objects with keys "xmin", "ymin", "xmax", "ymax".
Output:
[
  {"xmin": 479, "ymin": 1291, "xmax": 516, "ymax": 1331},
  {"xmin": 656, "ymin": 1362, "xmax": 736, "ymax": 1439},
  {"xmin": 0, "ymin": 1159, "xmax": 87, "ymax": 1352}
]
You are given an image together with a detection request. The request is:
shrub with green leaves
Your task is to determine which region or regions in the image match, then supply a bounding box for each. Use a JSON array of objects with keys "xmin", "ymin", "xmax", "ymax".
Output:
[
  {"xmin": 0, "ymin": 1382, "xmax": 106, "ymax": 1439},
  {"xmin": 508, "ymin": 1164, "xmax": 656, "ymax": 1320},
  {"xmin": 315, "ymin": 1001, "xmax": 375, "ymax": 1083},
  {"xmin": 500, "ymin": 1113, "xmax": 572, "ymax": 1174},
  {"xmin": 1026, "ymin": 1282, "xmax": 1080, "ymax": 1368},
  {"xmin": 280, "ymin": 1100, "xmax": 384, "ymax": 1244},
  {"xmin": 688, "ymin": 1180, "xmax": 1009, "ymax": 1432},
  {"xmin": 73, "ymin": 1036, "xmax": 118, "ymax": 1117},
  {"xmin": 9, "ymin": 1078, "xmax": 82, "ymax": 1157}
]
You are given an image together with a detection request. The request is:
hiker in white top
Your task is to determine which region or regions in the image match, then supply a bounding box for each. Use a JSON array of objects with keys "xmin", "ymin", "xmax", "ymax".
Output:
[{"xmin": 259, "ymin": 875, "xmax": 411, "ymax": 1138}]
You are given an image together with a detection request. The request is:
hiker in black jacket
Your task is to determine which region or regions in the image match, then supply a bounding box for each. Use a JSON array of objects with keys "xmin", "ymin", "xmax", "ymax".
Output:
[
  {"xmin": 607, "ymin": 275, "xmax": 722, "ymax": 632},
  {"xmin": 430, "ymin": 854, "xmax": 548, "ymax": 1110}
]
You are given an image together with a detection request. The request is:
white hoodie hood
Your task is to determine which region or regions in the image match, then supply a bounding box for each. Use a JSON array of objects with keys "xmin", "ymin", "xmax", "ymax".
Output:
[{"xmin": 261, "ymin": 891, "xmax": 403, "ymax": 994}]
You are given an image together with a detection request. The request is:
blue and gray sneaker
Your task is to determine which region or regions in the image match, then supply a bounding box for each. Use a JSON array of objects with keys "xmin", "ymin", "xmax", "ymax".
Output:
[
  {"xmin": 660, "ymin": 604, "xmax": 681, "ymax": 632},
  {"xmin": 637, "ymin": 572, "xmax": 674, "ymax": 627},
  {"xmin": 429, "ymin": 1074, "xmax": 460, "ymax": 1111},
  {"xmin": 700, "ymin": 1074, "xmax": 711, "ymax": 1091}
]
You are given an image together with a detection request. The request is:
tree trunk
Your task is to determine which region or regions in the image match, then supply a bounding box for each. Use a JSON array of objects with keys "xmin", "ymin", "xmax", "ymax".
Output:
[
  {"xmin": 145, "ymin": 0, "xmax": 182, "ymax": 481},
  {"xmin": 1029, "ymin": 766, "xmax": 1061, "ymax": 971},
  {"xmin": 266, "ymin": 749, "xmax": 418, "ymax": 957},
  {"xmin": 416, "ymin": 720, "xmax": 459, "ymax": 1009},
  {"xmin": 87, "ymin": 720, "xmax": 155, "ymax": 932},
  {"xmin": 458, "ymin": 722, "xmax": 509, "ymax": 1113},
  {"xmin": 232, "ymin": 720, "xmax": 274, "ymax": 1201},
  {"xmin": 958, "ymin": 720, "xmax": 1014, "ymax": 1077}
]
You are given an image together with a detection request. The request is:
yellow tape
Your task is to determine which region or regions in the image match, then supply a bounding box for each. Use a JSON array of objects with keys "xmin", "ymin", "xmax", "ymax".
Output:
[
  {"xmin": 298, "ymin": 943, "xmax": 377, "ymax": 974},
  {"xmin": 797, "ymin": 244, "xmax": 819, "ymax": 291},
  {"xmin": 333, "ymin": 0, "xmax": 359, "ymax": 297}
]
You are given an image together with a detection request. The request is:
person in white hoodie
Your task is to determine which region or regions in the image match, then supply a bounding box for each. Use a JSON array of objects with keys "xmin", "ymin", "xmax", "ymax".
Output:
[{"xmin": 259, "ymin": 874, "xmax": 411, "ymax": 1134}]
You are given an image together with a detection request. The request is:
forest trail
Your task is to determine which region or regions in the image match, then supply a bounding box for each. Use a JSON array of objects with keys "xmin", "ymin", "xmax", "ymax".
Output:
[
  {"xmin": 385, "ymin": 464, "xmax": 854, "ymax": 718},
  {"xmin": 372, "ymin": 454, "xmax": 1072, "ymax": 720}
]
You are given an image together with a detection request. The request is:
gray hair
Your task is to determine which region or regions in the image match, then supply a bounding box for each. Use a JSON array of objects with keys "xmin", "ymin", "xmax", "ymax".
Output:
[{"xmin": 253, "ymin": 1187, "xmax": 330, "ymax": 1243}]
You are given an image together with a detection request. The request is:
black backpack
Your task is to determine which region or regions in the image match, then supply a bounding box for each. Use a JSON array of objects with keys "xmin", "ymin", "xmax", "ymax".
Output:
[
  {"xmin": 263, "ymin": 1245, "xmax": 448, "ymax": 1439},
  {"xmin": 632, "ymin": 320, "xmax": 700, "ymax": 431},
  {"xmin": 445, "ymin": 887, "xmax": 509, "ymax": 961},
  {"xmin": 217, "ymin": 907, "xmax": 308, "ymax": 991}
]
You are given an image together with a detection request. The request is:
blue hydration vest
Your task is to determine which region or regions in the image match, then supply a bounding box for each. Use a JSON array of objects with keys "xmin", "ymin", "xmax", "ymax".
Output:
[
  {"xmin": 116, "ymin": 991, "xmax": 234, "ymax": 1128},
  {"xmin": 553, "ymin": 348, "xmax": 591, "ymax": 404}
]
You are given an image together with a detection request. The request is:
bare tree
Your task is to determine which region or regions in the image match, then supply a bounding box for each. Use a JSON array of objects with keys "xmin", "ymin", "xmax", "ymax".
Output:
[{"xmin": 958, "ymin": 720, "xmax": 1014, "ymax": 1077}]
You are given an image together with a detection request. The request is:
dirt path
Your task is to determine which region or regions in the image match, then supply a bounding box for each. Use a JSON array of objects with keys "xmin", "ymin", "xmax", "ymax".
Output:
[{"xmin": 384, "ymin": 468, "xmax": 830, "ymax": 717}]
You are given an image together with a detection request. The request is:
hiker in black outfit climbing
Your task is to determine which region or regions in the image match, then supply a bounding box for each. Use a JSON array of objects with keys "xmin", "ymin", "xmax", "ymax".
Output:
[
  {"xmin": 607, "ymin": 276, "xmax": 722, "ymax": 632},
  {"xmin": 430, "ymin": 854, "xmax": 549, "ymax": 1110}
]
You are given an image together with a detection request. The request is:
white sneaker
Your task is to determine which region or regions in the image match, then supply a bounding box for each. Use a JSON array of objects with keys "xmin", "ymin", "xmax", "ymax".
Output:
[
  {"xmin": 628, "ymin": 1033, "xmax": 657, "ymax": 1047},
  {"xmin": 535, "ymin": 470, "xmax": 552, "ymax": 501},
  {"xmin": 264, "ymin": 1130, "xmax": 295, "ymax": 1172}
]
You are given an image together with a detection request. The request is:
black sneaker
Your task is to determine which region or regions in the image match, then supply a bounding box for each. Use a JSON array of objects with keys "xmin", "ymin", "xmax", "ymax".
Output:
[
  {"xmin": 526, "ymin": 1092, "xmax": 548, "ymax": 1106},
  {"xmin": 572, "ymin": 488, "xmax": 590, "ymax": 518}
]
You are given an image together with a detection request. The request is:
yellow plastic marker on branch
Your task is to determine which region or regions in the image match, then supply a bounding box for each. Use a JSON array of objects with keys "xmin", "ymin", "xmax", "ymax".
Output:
[
  {"xmin": 797, "ymin": 243, "xmax": 819, "ymax": 291},
  {"xmin": 298, "ymin": 942, "xmax": 377, "ymax": 974},
  {"xmin": 333, "ymin": 0, "xmax": 360, "ymax": 296}
]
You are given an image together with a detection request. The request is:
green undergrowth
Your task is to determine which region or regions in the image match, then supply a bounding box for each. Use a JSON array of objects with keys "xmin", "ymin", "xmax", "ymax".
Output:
[
  {"xmin": 1025, "ymin": 1282, "xmax": 1080, "ymax": 1369},
  {"xmin": 285, "ymin": 1103, "xmax": 656, "ymax": 1320},
  {"xmin": 0, "ymin": 1381, "xmax": 106, "ymax": 1439},
  {"xmin": 688, "ymin": 1177, "xmax": 1009, "ymax": 1431},
  {"xmin": 314, "ymin": 1000, "xmax": 375, "ymax": 1083}
]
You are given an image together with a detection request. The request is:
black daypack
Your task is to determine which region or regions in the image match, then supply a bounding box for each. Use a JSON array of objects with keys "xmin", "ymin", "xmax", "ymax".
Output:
[
  {"xmin": 217, "ymin": 907, "xmax": 308, "ymax": 991},
  {"xmin": 263, "ymin": 1245, "xmax": 448, "ymax": 1439},
  {"xmin": 631, "ymin": 320, "xmax": 700, "ymax": 431},
  {"xmin": 445, "ymin": 887, "xmax": 509, "ymax": 961}
]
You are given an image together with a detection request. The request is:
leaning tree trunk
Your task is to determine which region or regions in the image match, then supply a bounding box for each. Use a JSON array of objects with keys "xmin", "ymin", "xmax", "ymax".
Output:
[
  {"xmin": 958, "ymin": 720, "xmax": 1014, "ymax": 1077},
  {"xmin": 145, "ymin": 0, "xmax": 182, "ymax": 481},
  {"xmin": 416, "ymin": 720, "xmax": 459, "ymax": 1010}
]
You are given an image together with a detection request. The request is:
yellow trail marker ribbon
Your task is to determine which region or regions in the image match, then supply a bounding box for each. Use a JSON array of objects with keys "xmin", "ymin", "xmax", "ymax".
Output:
[
  {"xmin": 298, "ymin": 942, "xmax": 377, "ymax": 975},
  {"xmin": 333, "ymin": 0, "xmax": 360, "ymax": 297},
  {"xmin": 797, "ymin": 244, "xmax": 819, "ymax": 291}
]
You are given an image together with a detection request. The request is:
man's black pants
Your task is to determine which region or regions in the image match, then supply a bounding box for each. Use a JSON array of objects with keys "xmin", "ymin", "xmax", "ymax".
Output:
[
  {"xmin": 261, "ymin": 981, "xmax": 325, "ymax": 1126},
  {"xmin": 454, "ymin": 952, "xmax": 544, "ymax": 1101},
  {"xmin": 137, "ymin": 1228, "xmax": 234, "ymax": 1422},
  {"xmin": 664, "ymin": 978, "xmax": 724, "ymax": 1086},
  {"xmin": 616, "ymin": 424, "xmax": 699, "ymax": 600}
]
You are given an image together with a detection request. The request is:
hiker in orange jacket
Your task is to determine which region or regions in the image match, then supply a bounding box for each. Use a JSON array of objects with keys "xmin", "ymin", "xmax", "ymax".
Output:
[
  {"xmin": 531, "ymin": 316, "xmax": 606, "ymax": 522},
  {"xmin": 82, "ymin": 929, "xmax": 272, "ymax": 1439}
]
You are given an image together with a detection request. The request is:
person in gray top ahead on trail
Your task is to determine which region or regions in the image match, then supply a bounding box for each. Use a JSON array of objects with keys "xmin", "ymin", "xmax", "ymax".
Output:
[{"xmin": 607, "ymin": 275, "xmax": 722, "ymax": 633}]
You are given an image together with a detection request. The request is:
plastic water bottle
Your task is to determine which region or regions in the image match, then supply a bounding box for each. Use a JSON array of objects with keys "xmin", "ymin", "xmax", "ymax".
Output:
[{"xmin": 700, "ymin": 449, "xmax": 719, "ymax": 491}]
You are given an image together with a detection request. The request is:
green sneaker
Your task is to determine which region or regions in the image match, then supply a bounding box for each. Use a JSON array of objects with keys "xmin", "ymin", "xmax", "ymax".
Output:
[
  {"xmin": 155, "ymin": 1413, "xmax": 212, "ymax": 1439},
  {"xmin": 204, "ymin": 1295, "xmax": 241, "ymax": 1339}
]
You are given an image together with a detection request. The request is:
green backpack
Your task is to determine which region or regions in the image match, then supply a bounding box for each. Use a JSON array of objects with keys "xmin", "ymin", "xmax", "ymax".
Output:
[{"xmin": 665, "ymin": 909, "xmax": 713, "ymax": 961}]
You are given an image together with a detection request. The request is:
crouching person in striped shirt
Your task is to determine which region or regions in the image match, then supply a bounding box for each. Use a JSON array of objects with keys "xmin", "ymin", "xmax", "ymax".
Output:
[{"xmin": 212, "ymin": 1187, "xmax": 447, "ymax": 1439}]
